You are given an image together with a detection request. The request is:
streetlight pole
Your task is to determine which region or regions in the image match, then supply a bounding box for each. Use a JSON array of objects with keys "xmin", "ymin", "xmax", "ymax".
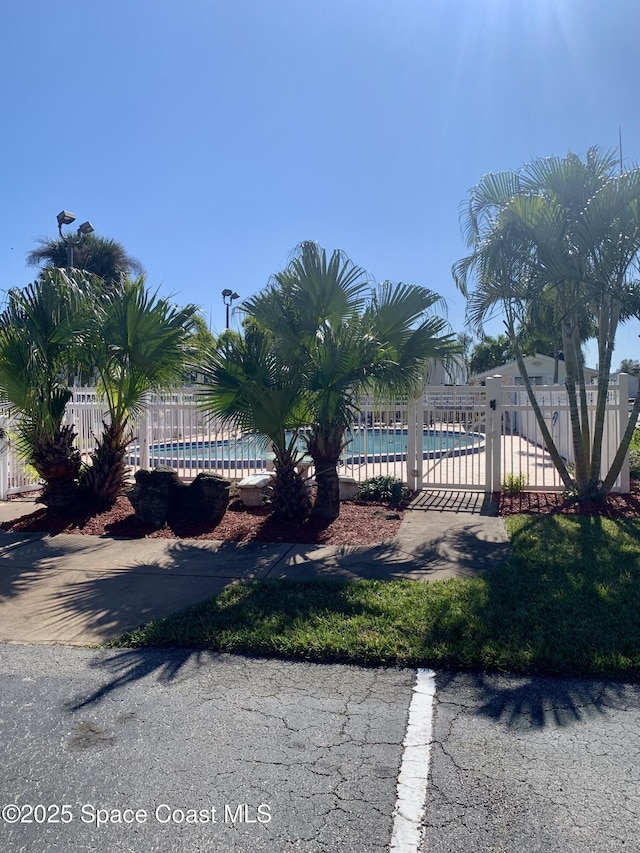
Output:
[
  {"xmin": 57, "ymin": 210, "xmax": 95, "ymax": 269},
  {"xmin": 222, "ymin": 289, "xmax": 240, "ymax": 328}
]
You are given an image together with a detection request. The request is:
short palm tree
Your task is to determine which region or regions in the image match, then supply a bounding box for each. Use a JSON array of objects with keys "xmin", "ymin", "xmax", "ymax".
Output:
[
  {"xmin": 81, "ymin": 278, "xmax": 198, "ymax": 505},
  {"xmin": 245, "ymin": 242, "xmax": 458, "ymax": 521},
  {"xmin": 197, "ymin": 322, "xmax": 312, "ymax": 520},
  {"xmin": 0, "ymin": 271, "xmax": 86, "ymax": 514},
  {"xmin": 27, "ymin": 233, "xmax": 143, "ymax": 288}
]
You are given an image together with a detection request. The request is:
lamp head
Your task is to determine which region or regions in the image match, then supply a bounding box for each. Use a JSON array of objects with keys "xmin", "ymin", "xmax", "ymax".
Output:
[
  {"xmin": 77, "ymin": 221, "xmax": 94, "ymax": 235},
  {"xmin": 57, "ymin": 210, "xmax": 76, "ymax": 227}
]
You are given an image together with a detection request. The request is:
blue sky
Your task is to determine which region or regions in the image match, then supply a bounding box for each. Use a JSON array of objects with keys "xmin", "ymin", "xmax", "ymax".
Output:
[{"xmin": 2, "ymin": 0, "xmax": 639, "ymax": 368}]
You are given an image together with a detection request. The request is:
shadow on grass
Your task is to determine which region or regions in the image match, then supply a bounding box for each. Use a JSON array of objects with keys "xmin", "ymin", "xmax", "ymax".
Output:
[
  {"xmin": 23, "ymin": 518, "xmax": 507, "ymax": 645},
  {"xmin": 469, "ymin": 514, "xmax": 640, "ymax": 679}
]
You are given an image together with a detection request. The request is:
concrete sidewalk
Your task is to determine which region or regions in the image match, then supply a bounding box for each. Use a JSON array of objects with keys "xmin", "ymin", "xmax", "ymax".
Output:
[{"xmin": 0, "ymin": 492, "xmax": 510, "ymax": 645}]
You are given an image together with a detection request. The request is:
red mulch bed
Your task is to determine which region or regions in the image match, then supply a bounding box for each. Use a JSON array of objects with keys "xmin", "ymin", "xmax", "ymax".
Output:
[
  {"xmin": 1, "ymin": 495, "xmax": 405, "ymax": 546},
  {"xmin": 495, "ymin": 481, "xmax": 640, "ymax": 519}
]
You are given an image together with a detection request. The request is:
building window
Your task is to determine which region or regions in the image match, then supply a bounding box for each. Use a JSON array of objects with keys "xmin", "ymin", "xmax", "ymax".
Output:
[{"xmin": 514, "ymin": 375, "xmax": 542, "ymax": 386}]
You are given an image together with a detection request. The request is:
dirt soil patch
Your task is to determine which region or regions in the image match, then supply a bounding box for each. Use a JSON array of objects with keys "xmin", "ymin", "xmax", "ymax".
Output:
[{"xmin": 1, "ymin": 496, "xmax": 405, "ymax": 546}]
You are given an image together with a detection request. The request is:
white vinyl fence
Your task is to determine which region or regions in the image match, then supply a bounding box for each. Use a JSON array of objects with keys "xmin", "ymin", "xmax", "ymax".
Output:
[
  {"xmin": 497, "ymin": 373, "xmax": 631, "ymax": 493},
  {"xmin": 406, "ymin": 375, "xmax": 631, "ymax": 492},
  {"xmin": 0, "ymin": 378, "xmax": 633, "ymax": 499}
]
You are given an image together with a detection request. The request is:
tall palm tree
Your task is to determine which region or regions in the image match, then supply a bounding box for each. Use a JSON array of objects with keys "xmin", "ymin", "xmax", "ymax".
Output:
[
  {"xmin": 245, "ymin": 242, "xmax": 458, "ymax": 521},
  {"xmin": 197, "ymin": 322, "xmax": 312, "ymax": 520},
  {"xmin": 454, "ymin": 147, "xmax": 640, "ymax": 499},
  {"xmin": 0, "ymin": 271, "xmax": 86, "ymax": 514},
  {"xmin": 80, "ymin": 278, "xmax": 197, "ymax": 505},
  {"xmin": 27, "ymin": 233, "xmax": 143, "ymax": 288},
  {"xmin": 468, "ymin": 334, "xmax": 514, "ymax": 377}
]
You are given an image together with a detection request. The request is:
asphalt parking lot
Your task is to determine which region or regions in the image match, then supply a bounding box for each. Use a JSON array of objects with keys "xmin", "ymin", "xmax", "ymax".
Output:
[
  {"xmin": 0, "ymin": 645, "xmax": 416, "ymax": 853},
  {"xmin": 2, "ymin": 645, "xmax": 640, "ymax": 852}
]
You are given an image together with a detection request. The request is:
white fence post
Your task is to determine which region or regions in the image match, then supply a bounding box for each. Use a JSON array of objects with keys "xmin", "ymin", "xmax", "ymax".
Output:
[
  {"xmin": 138, "ymin": 410, "xmax": 150, "ymax": 471},
  {"xmin": 485, "ymin": 376, "xmax": 503, "ymax": 493},
  {"xmin": 617, "ymin": 372, "xmax": 630, "ymax": 494},
  {"xmin": 0, "ymin": 416, "xmax": 8, "ymax": 501},
  {"xmin": 406, "ymin": 396, "xmax": 420, "ymax": 491}
]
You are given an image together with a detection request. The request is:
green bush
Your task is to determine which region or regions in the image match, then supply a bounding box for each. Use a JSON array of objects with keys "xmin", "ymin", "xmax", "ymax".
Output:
[
  {"xmin": 629, "ymin": 448, "xmax": 640, "ymax": 479},
  {"xmin": 355, "ymin": 475, "xmax": 407, "ymax": 504}
]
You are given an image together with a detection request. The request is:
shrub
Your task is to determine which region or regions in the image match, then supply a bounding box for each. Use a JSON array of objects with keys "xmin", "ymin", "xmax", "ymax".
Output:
[
  {"xmin": 629, "ymin": 448, "xmax": 640, "ymax": 479},
  {"xmin": 503, "ymin": 472, "xmax": 528, "ymax": 495},
  {"xmin": 355, "ymin": 475, "xmax": 407, "ymax": 504}
]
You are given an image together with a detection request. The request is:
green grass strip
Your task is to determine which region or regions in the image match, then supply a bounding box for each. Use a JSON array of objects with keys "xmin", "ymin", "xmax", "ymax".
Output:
[{"xmin": 108, "ymin": 514, "xmax": 640, "ymax": 680}]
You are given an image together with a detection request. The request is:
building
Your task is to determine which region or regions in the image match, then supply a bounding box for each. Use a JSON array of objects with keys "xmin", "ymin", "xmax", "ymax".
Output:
[{"xmin": 468, "ymin": 354, "xmax": 599, "ymax": 387}]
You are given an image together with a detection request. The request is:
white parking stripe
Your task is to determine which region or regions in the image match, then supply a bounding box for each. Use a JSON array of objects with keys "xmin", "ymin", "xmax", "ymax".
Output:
[{"xmin": 389, "ymin": 668, "xmax": 437, "ymax": 852}]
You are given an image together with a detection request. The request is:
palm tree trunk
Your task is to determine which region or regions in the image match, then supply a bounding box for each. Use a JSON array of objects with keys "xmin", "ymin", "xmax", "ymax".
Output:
[
  {"xmin": 271, "ymin": 455, "xmax": 311, "ymax": 520},
  {"xmin": 308, "ymin": 428, "xmax": 343, "ymax": 521},
  {"xmin": 561, "ymin": 317, "xmax": 589, "ymax": 495},
  {"xmin": 573, "ymin": 323, "xmax": 591, "ymax": 467},
  {"xmin": 312, "ymin": 459, "xmax": 341, "ymax": 521},
  {"xmin": 33, "ymin": 424, "xmax": 82, "ymax": 517},
  {"xmin": 589, "ymin": 296, "xmax": 621, "ymax": 496},
  {"xmin": 81, "ymin": 421, "xmax": 131, "ymax": 506}
]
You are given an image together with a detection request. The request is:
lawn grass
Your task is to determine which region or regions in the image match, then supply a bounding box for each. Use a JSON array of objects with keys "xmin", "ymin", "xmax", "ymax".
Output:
[{"xmin": 109, "ymin": 514, "xmax": 640, "ymax": 681}]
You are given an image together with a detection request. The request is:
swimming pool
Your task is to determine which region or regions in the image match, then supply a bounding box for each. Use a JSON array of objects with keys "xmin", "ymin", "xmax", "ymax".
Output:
[{"xmin": 128, "ymin": 427, "xmax": 485, "ymax": 470}]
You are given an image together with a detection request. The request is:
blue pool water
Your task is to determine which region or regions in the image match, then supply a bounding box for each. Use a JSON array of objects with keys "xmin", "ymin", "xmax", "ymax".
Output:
[{"xmin": 129, "ymin": 427, "xmax": 483, "ymax": 470}]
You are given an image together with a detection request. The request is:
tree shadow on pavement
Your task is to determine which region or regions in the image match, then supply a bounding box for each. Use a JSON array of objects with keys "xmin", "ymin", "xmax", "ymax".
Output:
[
  {"xmin": 66, "ymin": 647, "xmax": 216, "ymax": 710},
  {"xmin": 0, "ymin": 533, "xmax": 116, "ymax": 602},
  {"xmin": 408, "ymin": 491, "xmax": 499, "ymax": 516},
  {"xmin": 34, "ymin": 539, "xmax": 261, "ymax": 643},
  {"xmin": 435, "ymin": 670, "xmax": 636, "ymax": 730},
  {"xmin": 392, "ymin": 523, "xmax": 510, "ymax": 577}
]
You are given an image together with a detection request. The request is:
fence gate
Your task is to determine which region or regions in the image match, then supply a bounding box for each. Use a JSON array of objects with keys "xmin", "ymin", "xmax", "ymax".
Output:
[
  {"xmin": 406, "ymin": 375, "xmax": 630, "ymax": 494},
  {"xmin": 406, "ymin": 381, "xmax": 501, "ymax": 492}
]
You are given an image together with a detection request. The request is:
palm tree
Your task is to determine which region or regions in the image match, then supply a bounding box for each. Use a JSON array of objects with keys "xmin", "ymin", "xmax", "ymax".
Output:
[
  {"xmin": 455, "ymin": 332, "xmax": 474, "ymax": 382},
  {"xmin": 27, "ymin": 233, "xmax": 143, "ymax": 288},
  {"xmin": 244, "ymin": 242, "xmax": 458, "ymax": 521},
  {"xmin": 197, "ymin": 322, "xmax": 312, "ymax": 520},
  {"xmin": 183, "ymin": 312, "xmax": 218, "ymax": 382},
  {"xmin": 619, "ymin": 358, "xmax": 640, "ymax": 376},
  {"xmin": 0, "ymin": 271, "xmax": 86, "ymax": 514},
  {"xmin": 80, "ymin": 278, "xmax": 198, "ymax": 506},
  {"xmin": 468, "ymin": 334, "xmax": 514, "ymax": 377},
  {"xmin": 454, "ymin": 147, "xmax": 640, "ymax": 499}
]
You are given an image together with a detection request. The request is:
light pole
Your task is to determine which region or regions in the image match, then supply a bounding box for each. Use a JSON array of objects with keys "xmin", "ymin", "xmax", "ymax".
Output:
[
  {"xmin": 222, "ymin": 288, "xmax": 240, "ymax": 328},
  {"xmin": 57, "ymin": 210, "xmax": 94, "ymax": 269}
]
